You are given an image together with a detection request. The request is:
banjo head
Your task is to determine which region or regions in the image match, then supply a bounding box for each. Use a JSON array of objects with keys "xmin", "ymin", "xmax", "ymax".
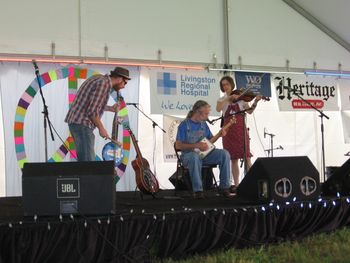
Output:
[{"xmin": 102, "ymin": 142, "xmax": 124, "ymax": 166}]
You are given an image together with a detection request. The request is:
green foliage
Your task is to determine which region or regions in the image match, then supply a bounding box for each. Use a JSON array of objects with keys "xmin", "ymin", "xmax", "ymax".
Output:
[{"xmin": 156, "ymin": 227, "xmax": 350, "ymax": 263}]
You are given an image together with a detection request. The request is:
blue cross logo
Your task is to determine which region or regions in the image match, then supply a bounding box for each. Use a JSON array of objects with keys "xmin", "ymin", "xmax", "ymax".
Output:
[{"xmin": 157, "ymin": 72, "xmax": 176, "ymax": 95}]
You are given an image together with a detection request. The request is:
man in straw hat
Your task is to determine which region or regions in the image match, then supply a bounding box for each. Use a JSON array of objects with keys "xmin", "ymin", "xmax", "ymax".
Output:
[{"xmin": 65, "ymin": 67, "xmax": 131, "ymax": 161}]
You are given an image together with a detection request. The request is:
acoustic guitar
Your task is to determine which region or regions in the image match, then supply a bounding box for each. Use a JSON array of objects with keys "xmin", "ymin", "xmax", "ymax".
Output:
[{"xmin": 125, "ymin": 124, "xmax": 159, "ymax": 195}]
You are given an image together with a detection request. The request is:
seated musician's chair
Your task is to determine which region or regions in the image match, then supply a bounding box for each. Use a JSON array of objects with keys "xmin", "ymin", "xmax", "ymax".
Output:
[{"xmin": 170, "ymin": 143, "xmax": 218, "ymax": 193}]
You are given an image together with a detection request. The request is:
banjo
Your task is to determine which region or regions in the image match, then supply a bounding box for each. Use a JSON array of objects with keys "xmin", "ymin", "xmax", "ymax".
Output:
[{"xmin": 195, "ymin": 116, "xmax": 236, "ymax": 159}]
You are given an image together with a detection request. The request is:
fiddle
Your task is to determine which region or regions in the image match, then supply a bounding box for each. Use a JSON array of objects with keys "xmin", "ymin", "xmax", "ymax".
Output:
[{"xmin": 230, "ymin": 89, "xmax": 270, "ymax": 102}]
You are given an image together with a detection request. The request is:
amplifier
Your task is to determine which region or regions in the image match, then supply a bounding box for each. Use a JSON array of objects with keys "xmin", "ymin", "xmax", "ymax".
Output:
[{"xmin": 22, "ymin": 161, "xmax": 115, "ymax": 216}]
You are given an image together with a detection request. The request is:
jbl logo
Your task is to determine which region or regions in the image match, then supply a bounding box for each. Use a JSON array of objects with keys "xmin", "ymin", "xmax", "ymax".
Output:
[
  {"xmin": 57, "ymin": 178, "xmax": 80, "ymax": 198},
  {"xmin": 61, "ymin": 184, "xmax": 76, "ymax": 193}
]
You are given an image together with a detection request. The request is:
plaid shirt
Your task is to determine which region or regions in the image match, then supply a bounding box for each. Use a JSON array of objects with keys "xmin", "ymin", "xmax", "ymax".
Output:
[{"xmin": 65, "ymin": 74, "xmax": 112, "ymax": 129}]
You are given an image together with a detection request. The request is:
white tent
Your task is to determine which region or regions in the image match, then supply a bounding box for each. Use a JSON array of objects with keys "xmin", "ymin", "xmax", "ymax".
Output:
[{"xmin": 1, "ymin": 0, "xmax": 350, "ymax": 196}]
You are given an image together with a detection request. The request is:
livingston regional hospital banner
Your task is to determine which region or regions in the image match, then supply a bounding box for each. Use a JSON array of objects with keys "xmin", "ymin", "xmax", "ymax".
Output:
[
  {"xmin": 149, "ymin": 69, "xmax": 221, "ymax": 116},
  {"xmin": 272, "ymin": 74, "xmax": 339, "ymax": 111}
]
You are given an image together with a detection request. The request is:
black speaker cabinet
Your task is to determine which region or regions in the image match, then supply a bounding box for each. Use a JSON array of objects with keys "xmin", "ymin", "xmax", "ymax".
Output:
[
  {"xmin": 22, "ymin": 161, "xmax": 116, "ymax": 216},
  {"xmin": 237, "ymin": 156, "xmax": 320, "ymax": 203},
  {"xmin": 322, "ymin": 158, "xmax": 350, "ymax": 196}
]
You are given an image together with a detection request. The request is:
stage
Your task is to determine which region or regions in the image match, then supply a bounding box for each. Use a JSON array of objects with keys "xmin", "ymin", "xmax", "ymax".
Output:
[{"xmin": 1, "ymin": 189, "xmax": 350, "ymax": 263}]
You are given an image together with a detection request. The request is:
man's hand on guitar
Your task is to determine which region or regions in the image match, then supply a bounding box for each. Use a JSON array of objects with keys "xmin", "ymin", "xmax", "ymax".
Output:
[
  {"xmin": 196, "ymin": 141, "xmax": 209, "ymax": 151},
  {"xmin": 98, "ymin": 127, "xmax": 109, "ymax": 139}
]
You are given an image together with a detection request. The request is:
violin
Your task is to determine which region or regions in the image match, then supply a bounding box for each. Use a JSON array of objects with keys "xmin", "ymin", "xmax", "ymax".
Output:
[{"xmin": 231, "ymin": 89, "xmax": 270, "ymax": 102}]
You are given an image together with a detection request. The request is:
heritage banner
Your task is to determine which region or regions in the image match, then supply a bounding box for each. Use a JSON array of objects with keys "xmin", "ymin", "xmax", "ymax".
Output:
[{"xmin": 273, "ymin": 74, "xmax": 339, "ymax": 111}]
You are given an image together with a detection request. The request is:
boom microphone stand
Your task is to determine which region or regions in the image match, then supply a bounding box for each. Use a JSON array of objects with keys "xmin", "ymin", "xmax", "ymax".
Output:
[
  {"xmin": 32, "ymin": 60, "xmax": 55, "ymax": 161},
  {"xmin": 127, "ymin": 103, "xmax": 166, "ymax": 177}
]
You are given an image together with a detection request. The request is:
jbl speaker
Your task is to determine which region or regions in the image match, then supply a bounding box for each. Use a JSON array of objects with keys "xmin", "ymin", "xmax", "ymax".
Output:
[
  {"xmin": 22, "ymin": 161, "xmax": 115, "ymax": 216},
  {"xmin": 322, "ymin": 158, "xmax": 350, "ymax": 196},
  {"xmin": 237, "ymin": 156, "xmax": 320, "ymax": 203}
]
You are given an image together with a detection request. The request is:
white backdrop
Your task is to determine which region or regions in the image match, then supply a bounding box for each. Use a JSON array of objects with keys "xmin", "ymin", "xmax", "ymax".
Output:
[
  {"xmin": 0, "ymin": 62, "xmax": 140, "ymax": 196},
  {"xmin": 1, "ymin": 64, "xmax": 350, "ymax": 197}
]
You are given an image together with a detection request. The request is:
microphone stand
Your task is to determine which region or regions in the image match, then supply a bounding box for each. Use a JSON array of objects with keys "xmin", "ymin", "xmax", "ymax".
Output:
[
  {"xmin": 264, "ymin": 129, "xmax": 275, "ymax": 157},
  {"xmin": 128, "ymin": 104, "xmax": 166, "ymax": 178},
  {"xmin": 291, "ymin": 90, "xmax": 329, "ymax": 183},
  {"xmin": 32, "ymin": 61, "xmax": 55, "ymax": 162}
]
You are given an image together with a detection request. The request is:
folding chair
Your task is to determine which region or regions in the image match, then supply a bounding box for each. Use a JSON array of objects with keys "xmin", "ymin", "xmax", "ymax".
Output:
[{"xmin": 172, "ymin": 143, "xmax": 218, "ymax": 193}]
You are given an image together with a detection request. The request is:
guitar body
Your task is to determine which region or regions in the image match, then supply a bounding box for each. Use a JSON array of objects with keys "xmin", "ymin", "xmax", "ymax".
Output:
[
  {"xmin": 125, "ymin": 124, "xmax": 160, "ymax": 195},
  {"xmin": 132, "ymin": 157, "xmax": 159, "ymax": 194}
]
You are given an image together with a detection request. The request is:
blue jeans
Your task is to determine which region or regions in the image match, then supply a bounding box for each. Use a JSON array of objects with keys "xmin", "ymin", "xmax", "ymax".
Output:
[
  {"xmin": 69, "ymin": 123, "xmax": 95, "ymax": 161},
  {"xmin": 181, "ymin": 149, "xmax": 231, "ymax": 192}
]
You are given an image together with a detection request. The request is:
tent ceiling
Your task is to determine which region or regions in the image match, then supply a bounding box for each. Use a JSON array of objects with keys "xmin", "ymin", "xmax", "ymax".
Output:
[{"xmin": 285, "ymin": 0, "xmax": 350, "ymax": 52}]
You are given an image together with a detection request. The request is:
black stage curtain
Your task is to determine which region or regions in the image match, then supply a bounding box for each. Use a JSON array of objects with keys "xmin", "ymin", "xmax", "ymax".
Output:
[{"xmin": 1, "ymin": 199, "xmax": 350, "ymax": 262}]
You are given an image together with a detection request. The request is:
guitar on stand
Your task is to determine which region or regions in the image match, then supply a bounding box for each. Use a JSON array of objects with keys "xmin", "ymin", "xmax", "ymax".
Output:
[{"xmin": 125, "ymin": 124, "xmax": 159, "ymax": 197}]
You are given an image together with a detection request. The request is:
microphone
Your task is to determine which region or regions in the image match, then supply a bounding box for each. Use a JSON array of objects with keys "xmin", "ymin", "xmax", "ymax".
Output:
[
  {"xmin": 32, "ymin": 59, "xmax": 38, "ymax": 70},
  {"xmin": 126, "ymin": 103, "xmax": 139, "ymax": 106},
  {"xmin": 264, "ymin": 127, "xmax": 266, "ymax": 138},
  {"xmin": 279, "ymin": 145, "xmax": 284, "ymax": 150}
]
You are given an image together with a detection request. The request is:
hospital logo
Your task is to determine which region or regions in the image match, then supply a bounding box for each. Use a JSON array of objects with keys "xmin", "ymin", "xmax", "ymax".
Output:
[{"xmin": 157, "ymin": 72, "xmax": 176, "ymax": 95}]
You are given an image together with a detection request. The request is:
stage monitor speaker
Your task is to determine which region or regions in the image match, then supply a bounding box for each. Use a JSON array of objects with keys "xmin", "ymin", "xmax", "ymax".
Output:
[
  {"xmin": 22, "ymin": 161, "xmax": 116, "ymax": 216},
  {"xmin": 322, "ymin": 158, "xmax": 350, "ymax": 196},
  {"xmin": 237, "ymin": 156, "xmax": 320, "ymax": 203}
]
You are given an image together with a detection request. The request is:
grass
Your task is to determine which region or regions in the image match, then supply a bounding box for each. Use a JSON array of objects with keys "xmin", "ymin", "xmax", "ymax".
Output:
[{"xmin": 156, "ymin": 227, "xmax": 350, "ymax": 263}]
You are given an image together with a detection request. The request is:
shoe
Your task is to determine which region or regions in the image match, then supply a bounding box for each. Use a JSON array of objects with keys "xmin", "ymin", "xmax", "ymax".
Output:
[
  {"xmin": 229, "ymin": 185, "xmax": 237, "ymax": 194},
  {"xmin": 193, "ymin": 191, "xmax": 205, "ymax": 199},
  {"xmin": 220, "ymin": 188, "xmax": 235, "ymax": 198}
]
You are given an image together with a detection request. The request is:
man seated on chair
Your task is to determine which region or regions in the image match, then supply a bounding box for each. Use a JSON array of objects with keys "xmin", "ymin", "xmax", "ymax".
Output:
[{"xmin": 175, "ymin": 100, "xmax": 233, "ymax": 198}]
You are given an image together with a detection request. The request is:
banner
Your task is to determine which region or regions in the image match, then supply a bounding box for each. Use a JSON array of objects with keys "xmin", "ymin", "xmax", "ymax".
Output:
[
  {"xmin": 234, "ymin": 71, "xmax": 271, "ymax": 97},
  {"xmin": 149, "ymin": 69, "xmax": 221, "ymax": 116},
  {"xmin": 162, "ymin": 115, "xmax": 184, "ymax": 162},
  {"xmin": 273, "ymin": 74, "xmax": 339, "ymax": 111}
]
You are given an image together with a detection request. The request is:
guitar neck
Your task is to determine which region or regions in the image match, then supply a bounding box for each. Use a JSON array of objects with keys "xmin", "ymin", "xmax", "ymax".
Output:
[
  {"xmin": 212, "ymin": 117, "xmax": 236, "ymax": 142},
  {"xmin": 128, "ymin": 128, "xmax": 144, "ymax": 162},
  {"xmin": 111, "ymin": 112, "xmax": 118, "ymax": 140}
]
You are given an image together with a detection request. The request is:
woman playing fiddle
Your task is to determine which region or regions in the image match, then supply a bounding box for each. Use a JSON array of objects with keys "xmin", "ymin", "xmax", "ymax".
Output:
[{"xmin": 216, "ymin": 75, "xmax": 262, "ymax": 193}]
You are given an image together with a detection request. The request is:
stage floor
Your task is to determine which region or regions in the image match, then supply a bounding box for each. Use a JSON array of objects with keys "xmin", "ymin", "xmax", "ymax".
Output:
[
  {"xmin": 1, "ymin": 189, "xmax": 350, "ymax": 262},
  {"xmin": 0, "ymin": 189, "xmax": 259, "ymax": 222}
]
